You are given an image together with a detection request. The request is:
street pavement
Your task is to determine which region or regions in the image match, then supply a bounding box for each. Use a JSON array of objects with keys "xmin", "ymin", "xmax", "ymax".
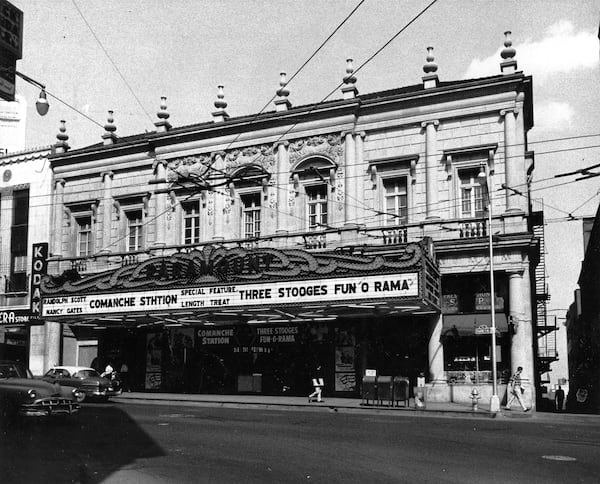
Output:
[{"xmin": 2, "ymin": 394, "xmax": 599, "ymax": 483}]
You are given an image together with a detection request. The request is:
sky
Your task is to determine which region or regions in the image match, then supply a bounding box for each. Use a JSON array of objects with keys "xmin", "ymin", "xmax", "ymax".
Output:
[{"xmin": 9, "ymin": 0, "xmax": 600, "ymax": 325}]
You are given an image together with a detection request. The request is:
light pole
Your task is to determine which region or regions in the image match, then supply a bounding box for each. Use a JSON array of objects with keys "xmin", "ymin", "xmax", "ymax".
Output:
[{"xmin": 478, "ymin": 164, "xmax": 500, "ymax": 412}]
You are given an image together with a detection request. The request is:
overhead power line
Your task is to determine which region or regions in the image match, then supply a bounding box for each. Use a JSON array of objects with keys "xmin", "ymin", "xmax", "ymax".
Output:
[{"xmin": 71, "ymin": 0, "xmax": 155, "ymax": 128}]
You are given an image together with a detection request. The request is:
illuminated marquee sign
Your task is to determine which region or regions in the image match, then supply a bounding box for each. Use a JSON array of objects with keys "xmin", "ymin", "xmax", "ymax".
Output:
[{"xmin": 41, "ymin": 273, "xmax": 419, "ymax": 318}]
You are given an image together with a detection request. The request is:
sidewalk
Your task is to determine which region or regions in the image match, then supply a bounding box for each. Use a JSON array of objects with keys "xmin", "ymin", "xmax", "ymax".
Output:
[{"xmin": 112, "ymin": 391, "xmax": 509, "ymax": 419}]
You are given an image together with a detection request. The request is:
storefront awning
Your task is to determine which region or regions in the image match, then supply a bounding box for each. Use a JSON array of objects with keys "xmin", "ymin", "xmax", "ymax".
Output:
[{"xmin": 442, "ymin": 313, "xmax": 508, "ymax": 336}]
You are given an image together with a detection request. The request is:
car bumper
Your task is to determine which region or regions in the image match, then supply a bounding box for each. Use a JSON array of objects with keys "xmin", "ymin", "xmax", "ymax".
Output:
[
  {"xmin": 87, "ymin": 388, "xmax": 122, "ymax": 397},
  {"xmin": 19, "ymin": 399, "xmax": 80, "ymax": 417}
]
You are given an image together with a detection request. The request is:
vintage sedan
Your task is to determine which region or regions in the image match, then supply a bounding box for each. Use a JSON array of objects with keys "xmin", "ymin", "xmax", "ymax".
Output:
[
  {"xmin": 43, "ymin": 366, "xmax": 121, "ymax": 402},
  {"xmin": 0, "ymin": 361, "xmax": 81, "ymax": 419}
]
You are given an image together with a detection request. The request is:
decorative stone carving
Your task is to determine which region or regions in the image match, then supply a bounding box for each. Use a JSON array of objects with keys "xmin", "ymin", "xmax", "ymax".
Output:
[
  {"xmin": 166, "ymin": 154, "xmax": 214, "ymax": 182},
  {"xmin": 223, "ymin": 194, "xmax": 232, "ymax": 216},
  {"xmin": 336, "ymin": 166, "xmax": 345, "ymax": 207},
  {"xmin": 268, "ymin": 179, "xmax": 277, "ymax": 210},
  {"xmin": 288, "ymin": 134, "xmax": 344, "ymax": 165},
  {"xmin": 225, "ymin": 144, "xmax": 275, "ymax": 172},
  {"xmin": 206, "ymin": 191, "xmax": 215, "ymax": 224},
  {"xmin": 288, "ymin": 183, "xmax": 296, "ymax": 208}
]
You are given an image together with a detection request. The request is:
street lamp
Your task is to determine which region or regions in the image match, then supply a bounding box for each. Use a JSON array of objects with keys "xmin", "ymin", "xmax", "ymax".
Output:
[
  {"xmin": 478, "ymin": 163, "xmax": 500, "ymax": 412},
  {"xmin": 15, "ymin": 70, "xmax": 49, "ymax": 116}
]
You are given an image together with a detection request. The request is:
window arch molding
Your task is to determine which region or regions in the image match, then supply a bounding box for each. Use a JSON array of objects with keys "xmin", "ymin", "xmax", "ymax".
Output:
[{"xmin": 290, "ymin": 155, "xmax": 337, "ymax": 192}]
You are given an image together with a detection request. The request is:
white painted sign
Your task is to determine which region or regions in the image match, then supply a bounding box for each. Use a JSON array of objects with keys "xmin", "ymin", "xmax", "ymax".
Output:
[{"xmin": 42, "ymin": 273, "xmax": 419, "ymax": 318}]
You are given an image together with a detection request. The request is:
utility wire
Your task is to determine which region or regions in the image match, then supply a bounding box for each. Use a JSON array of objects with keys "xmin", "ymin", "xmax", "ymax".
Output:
[
  {"xmin": 71, "ymin": 0, "xmax": 155, "ymax": 128},
  {"xmin": 221, "ymin": 0, "xmax": 366, "ymax": 154},
  {"xmin": 45, "ymin": 89, "xmax": 105, "ymax": 129},
  {"xmin": 269, "ymin": 0, "xmax": 440, "ymax": 145}
]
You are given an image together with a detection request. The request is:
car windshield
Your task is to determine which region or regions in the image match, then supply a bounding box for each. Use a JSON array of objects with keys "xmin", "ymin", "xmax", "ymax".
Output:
[
  {"xmin": 74, "ymin": 369, "xmax": 100, "ymax": 379},
  {"xmin": 0, "ymin": 362, "xmax": 33, "ymax": 379}
]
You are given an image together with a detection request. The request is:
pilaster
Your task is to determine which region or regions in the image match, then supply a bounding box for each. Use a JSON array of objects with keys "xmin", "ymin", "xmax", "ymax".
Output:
[
  {"xmin": 501, "ymin": 108, "xmax": 522, "ymax": 213},
  {"xmin": 342, "ymin": 131, "xmax": 355, "ymax": 225},
  {"xmin": 52, "ymin": 179, "xmax": 66, "ymax": 256},
  {"xmin": 421, "ymin": 120, "xmax": 440, "ymax": 219},
  {"xmin": 100, "ymin": 172, "xmax": 113, "ymax": 253},
  {"xmin": 153, "ymin": 161, "xmax": 167, "ymax": 247},
  {"xmin": 348, "ymin": 131, "xmax": 366, "ymax": 227},
  {"xmin": 274, "ymin": 140, "xmax": 289, "ymax": 233}
]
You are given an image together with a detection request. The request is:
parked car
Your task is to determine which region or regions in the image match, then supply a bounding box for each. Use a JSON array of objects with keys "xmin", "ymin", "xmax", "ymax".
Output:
[
  {"xmin": 0, "ymin": 361, "xmax": 82, "ymax": 419},
  {"xmin": 42, "ymin": 366, "xmax": 122, "ymax": 402}
]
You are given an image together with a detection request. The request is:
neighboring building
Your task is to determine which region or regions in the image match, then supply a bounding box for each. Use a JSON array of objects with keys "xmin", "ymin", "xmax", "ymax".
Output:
[
  {"xmin": 37, "ymin": 35, "xmax": 549, "ymax": 408},
  {"xmin": 0, "ymin": 95, "xmax": 27, "ymax": 154},
  {"xmin": 0, "ymin": 146, "xmax": 53, "ymax": 373},
  {"xmin": 565, "ymin": 210, "xmax": 600, "ymax": 413}
]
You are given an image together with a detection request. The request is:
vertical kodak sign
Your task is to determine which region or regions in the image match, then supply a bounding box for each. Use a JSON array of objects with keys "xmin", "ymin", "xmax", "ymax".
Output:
[{"xmin": 30, "ymin": 243, "xmax": 48, "ymax": 319}]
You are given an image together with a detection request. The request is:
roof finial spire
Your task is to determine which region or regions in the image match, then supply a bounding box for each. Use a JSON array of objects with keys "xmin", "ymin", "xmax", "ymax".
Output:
[
  {"xmin": 102, "ymin": 110, "xmax": 117, "ymax": 145},
  {"xmin": 155, "ymin": 96, "xmax": 172, "ymax": 132},
  {"xmin": 500, "ymin": 31, "xmax": 518, "ymax": 74},
  {"xmin": 55, "ymin": 119, "xmax": 70, "ymax": 153},
  {"xmin": 212, "ymin": 85, "xmax": 229, "ymax": 122},
  {"xmin": 274, "ymin": 72, "xmax": 292, "ymax": 111},
  {"xmin": 422, "ymin": 46, "xmax": 439, "ymax": 89},
  {"xmin": 341, "ymin": 58, "xmax": 358, "ymax": 99}
]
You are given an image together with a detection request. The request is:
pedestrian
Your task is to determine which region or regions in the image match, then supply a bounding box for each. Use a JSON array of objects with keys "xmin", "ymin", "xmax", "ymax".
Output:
[
  {"xmin": 505, "ymin": 366, "xmax": 529, "ymax": 412},
  {"xmin": 120, "ymin": 361, "xmax": 130, "ymax": 392},
  {"xmin": 101, "ymin": 361, "xmax": 114, "ymax": 378},
  {"xmin": 308, "ymin": 365, "xmax": 324, "ymax": 403},
  {"xmin": 555, "ymin": 385, "xmax": 565, "ymax": 412}
]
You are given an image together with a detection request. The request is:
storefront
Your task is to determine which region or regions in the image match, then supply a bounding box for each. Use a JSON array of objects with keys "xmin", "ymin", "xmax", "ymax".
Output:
[
  {"xmin": 0, "ymin": 309, "xmax": 33, "ymax": 362},
  {"xmin": 41, "ymin": 240, "xmax": 441, "ymax": 397}
]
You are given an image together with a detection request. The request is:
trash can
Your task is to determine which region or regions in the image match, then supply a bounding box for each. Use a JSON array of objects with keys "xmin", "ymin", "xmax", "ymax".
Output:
[
  {"xmin": 361, "ymin": 375, "xmax": 377, "ymax": 405},
  {"xmin": 392, "ymin": 377, "xmax": 410, "ymax": 407},
  {"xmin": 377, "ymin": 376, "xmax": 393, "ymax": 406}
]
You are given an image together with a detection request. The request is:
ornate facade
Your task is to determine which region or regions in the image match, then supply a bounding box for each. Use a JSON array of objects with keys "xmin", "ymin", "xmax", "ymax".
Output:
[{"xmin": 32, "ymin": 38, "xmax": 547, "ymax": 408}]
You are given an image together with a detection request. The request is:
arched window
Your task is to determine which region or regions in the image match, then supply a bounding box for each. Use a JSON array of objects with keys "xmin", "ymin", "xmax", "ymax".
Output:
[
  {"xmin": 291, "ymin": 156, "xmax": 337, "ymax": 231},
  {"xmin": 229, "ymin": 165, "xmax": 270, "ymax": 239}
]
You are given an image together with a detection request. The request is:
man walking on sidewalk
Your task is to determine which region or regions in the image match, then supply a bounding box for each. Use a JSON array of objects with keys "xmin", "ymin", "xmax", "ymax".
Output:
[{"xmin": 505, "ymin": 366, "xmax": 529, "ymax": 412}]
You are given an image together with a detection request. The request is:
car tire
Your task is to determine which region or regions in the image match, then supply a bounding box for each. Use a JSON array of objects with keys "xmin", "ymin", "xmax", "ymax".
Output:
[{"xmin": 75, "ymin": 392, "xmax": 86, "ymax": 403}]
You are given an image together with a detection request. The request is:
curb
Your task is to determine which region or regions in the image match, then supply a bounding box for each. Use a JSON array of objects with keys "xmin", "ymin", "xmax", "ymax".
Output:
[{"xmin": 112, "ymin": 395, "xmax": 498, "ymax": 419}]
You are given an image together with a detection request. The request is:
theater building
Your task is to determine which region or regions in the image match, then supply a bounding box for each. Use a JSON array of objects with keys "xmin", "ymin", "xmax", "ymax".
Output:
[{"xmin": 37, "ymin": 36, "xmax": 548, "ymax": 407}]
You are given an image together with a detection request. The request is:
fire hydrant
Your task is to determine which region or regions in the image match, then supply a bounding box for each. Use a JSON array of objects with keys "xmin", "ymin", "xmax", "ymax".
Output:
[{"xmin": 470, "ymin": 387, "xmax": 481, "ymax": 411}]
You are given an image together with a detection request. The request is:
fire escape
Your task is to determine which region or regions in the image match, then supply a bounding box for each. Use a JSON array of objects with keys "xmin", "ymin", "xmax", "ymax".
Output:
[{"xmin": 530, "ymin": 205, "xmax": 558, "ymax": 384}]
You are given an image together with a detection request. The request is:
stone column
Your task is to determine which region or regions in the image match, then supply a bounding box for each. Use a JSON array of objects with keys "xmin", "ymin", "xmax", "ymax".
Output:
[
  {"xmin": 343, "ymin": 131, "xmax": 355, "ymax": 225},
  {"xmin": 428, "ymin": 314, "xmax": 444, "ymax": 382},
  {"xmin": 501, "ymin": 109, "xmax": 520, "ymax": 212},
  {"xmin": 275, "ymin": 141, "xmax": 289, "ymax": 235},
  {"xmin": 52, "ymin": 179, "xmax": 66, "ymax": 256},
  {"xmin": 153, "ymin": 161, "xmax": 167, "ymax": 247},
  {"xmin": 509, "ymin": 269, "xmax": 535, "ymax": 408},
  {"xmin": 100, "ymin": 172, "xmax": 113, "ymax": 252},
  {"xmin": 421, "ymin": 120, "xmax": 439, "ymax": 219}
]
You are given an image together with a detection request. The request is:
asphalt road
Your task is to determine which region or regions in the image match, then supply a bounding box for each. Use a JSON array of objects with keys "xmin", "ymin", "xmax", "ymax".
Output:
[{"xmin": 1, "ymin": 402, "xmax": 599, "ymax": 484}]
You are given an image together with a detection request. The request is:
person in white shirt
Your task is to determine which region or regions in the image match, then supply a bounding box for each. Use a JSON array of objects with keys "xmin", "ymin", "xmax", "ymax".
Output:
[
  {"xmin": 101, "ymin": 362, "xmax": 114, "ymax": 378},
  {"xmin": 505, "ymin": 366, "xmax": 529, "ymax": 412}
]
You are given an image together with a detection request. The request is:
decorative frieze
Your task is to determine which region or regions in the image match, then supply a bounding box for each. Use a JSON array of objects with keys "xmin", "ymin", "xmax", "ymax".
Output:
[
  {"xmin": 166, "ymin": 154, "xmax": 213, "ymax": 182},
  {"xmin": 224, "ymin": 144, "xmax": 275, "ymax": 171},
  {"xmin": 288, "ymin": 134, "xmax": 344, "ymax": 166}
]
